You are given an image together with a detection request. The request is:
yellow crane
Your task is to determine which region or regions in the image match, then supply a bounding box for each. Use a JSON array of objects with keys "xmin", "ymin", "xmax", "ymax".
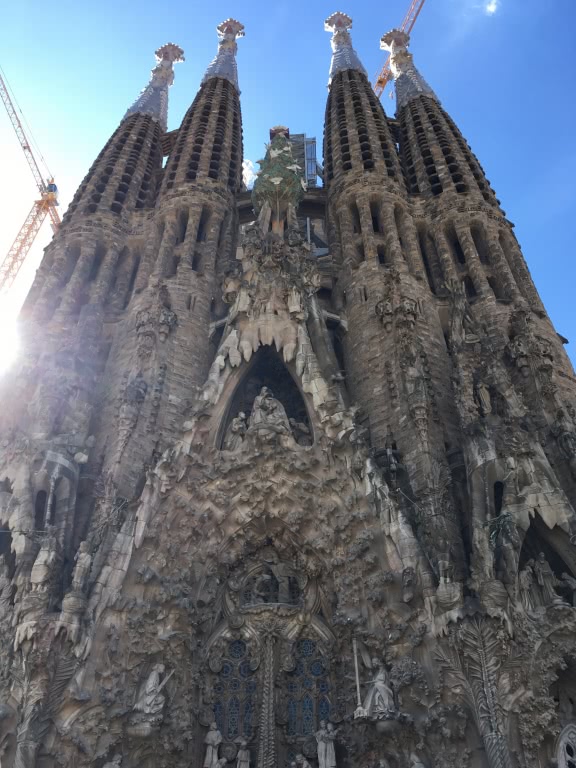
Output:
[
  {"xmin": 0, "ymin": 70, "xmax": 60, "ymax": 295},
  {"xmin": 373, "ymin": 0, "xmax": 427, "ymax": 98}
]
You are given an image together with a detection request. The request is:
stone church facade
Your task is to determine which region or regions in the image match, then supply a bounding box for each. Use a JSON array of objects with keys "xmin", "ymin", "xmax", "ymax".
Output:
[{"xmin": 1, "ymin": 12, "xmax": 576, "ymax": 768}]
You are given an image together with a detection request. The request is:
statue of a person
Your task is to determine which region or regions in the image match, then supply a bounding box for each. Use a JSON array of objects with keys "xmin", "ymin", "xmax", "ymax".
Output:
[
  {"xmin": 518, "ymin": 561, "xmax": 535, "ymax": 612},
  {"xmin": 316, "ymin": 720, "xmax": 329, "ymax": 768},
  {"xmin": 71, "ymin": 541, "xmax": 92, "ymax": 593},
  {"xmin": 249, "ymin": 387, "xmax": 291, "ymax": 437},
  {"xmin": 325, "ymin": 722, "xmax": 337, "ymax": 768},
  {"xmin": 0, "ymin": 557, "xmax": 12, "ymax": 618},
  {"xmin": 223, "ymin": 412, "xmax": 247, "ymax": 451},
  {"xmin": 362, "ymin": 658, "xmax": 395, "ymax": 716},
  {"xmin": 236, "ymin": 740, "xmax": 250, "ymax": 768},
  {"xmin": 30, "ymin": 525, "xmax": 59, "ymax": 593},
  {"xmin": 533, "ymin": 552, "xmax": 559, "ymax": 605},
  {"xmin": 203, "ymin": 722, "xmax": 223, "ymax": 768},
  {"xmin": 289, "ymin": 418, "xmax": 312, "ymax": 446},
  {"xmin": 296, "ymin": 754, "xmax": 312, "ymax": 768},
  {"xmin": 134, "ymin": 663, "xmax": 167, "ymax": 717}
]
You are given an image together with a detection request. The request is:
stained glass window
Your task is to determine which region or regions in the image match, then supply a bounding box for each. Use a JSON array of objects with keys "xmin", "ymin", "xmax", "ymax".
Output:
[
  {"xmin": 285, "ymin": 637, "xmax": 330, "ymax": 736},
  {"xmin": 213, "ymin": 640, "xmax": 256, "ymax": 740}
]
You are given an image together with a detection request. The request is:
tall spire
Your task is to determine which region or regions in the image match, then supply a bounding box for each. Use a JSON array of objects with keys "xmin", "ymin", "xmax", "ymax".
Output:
[
  {"xmin": 124, "ymin": 43, "xmax": 184, "ymax": 131},
  {"xmin": 325, "ymin": 11, "xmax": 367, "ymax": 86},
  {"xmin": 201, "ymin": 18, "xmax": 245, "ymax": 92},
  {"xmin": 380, "ymin": 29, "xmax": 436, "ymax": 110}
]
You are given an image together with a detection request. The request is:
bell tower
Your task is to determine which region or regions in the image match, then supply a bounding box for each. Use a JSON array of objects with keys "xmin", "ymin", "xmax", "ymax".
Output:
[{"xmin": 0, "ymin": 11, "xmax": 576, "ymax": 768}]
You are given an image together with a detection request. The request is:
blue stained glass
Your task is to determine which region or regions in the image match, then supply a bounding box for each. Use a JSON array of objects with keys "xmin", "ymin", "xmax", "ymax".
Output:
[
  {"xmin": 243, "ymin": 697, "xmax": 254, "ymax": 737},
  {"xmin": 230, "ymin": 678, "xmax": 241, "ymax": 692},
  {"xmin": 303, "ymin": 677, "xmax": 313, "ymax": 690},
  {"xmin": 214, "ymin": 682, "xmax": 224, "ymax": 694},
  {"xmin": 297, "ymin": 638, "xmax": 316, "ymax": 657},
  {"xmin": 318, "ymin": 680, "xmax": 330, "ymax": 693},
  {"xmin": 310, "ymin": 660, "xmax": 324, "ymax": 676},
  {"xmin": 287, "ymin": 698, "xmax": 298, "ymax": 736},
  {"xmin": 239, "ymin": 659, "xmax": 252, "ymax": 678},
  {"xmin": 302, "ymin": 694, "xmax": 314, "ymax": 734},
  {"xmin": 229, "ymin": 640, "xmax": 247, "ymax": 659},
  {"xmin": 220, "ymin": 662, "xmax": 233, "ymax": 678},
  {"xmin": 213, "ymin": 701, "xmax": 224, "ymax": 732},
  {"xmin": 287, "ymin": 681, "xmax": 299, "ymax": 693},
  {"xmin": 228, "ymin": 697, "xmax": 240, "ymax": 739},
  {"xmin": 246, "ymin": 680, "xmax": 257, "ymax": 692},
  {"xmin": 294, "ymin": 659, "xmax": 305, "ymax": 676},
  {"xmin": 319, "ymin": 695, "xmax": 331, "ymax": 722}
]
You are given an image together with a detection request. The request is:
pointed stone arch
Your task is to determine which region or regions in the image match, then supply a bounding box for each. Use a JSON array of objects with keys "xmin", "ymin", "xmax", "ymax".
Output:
[{"xmin": 214, "ymin": 346, "xmax": 314, "ymax": 449}]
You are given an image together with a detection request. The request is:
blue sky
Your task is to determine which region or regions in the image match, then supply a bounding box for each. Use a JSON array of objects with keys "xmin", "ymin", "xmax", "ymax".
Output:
[{"xmin": 0, "ymin": 0, "xmax": 575, "ymax": 366}]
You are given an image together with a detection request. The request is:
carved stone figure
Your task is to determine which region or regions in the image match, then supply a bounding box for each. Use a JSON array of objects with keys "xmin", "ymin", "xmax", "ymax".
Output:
[
  {"xmin": 289, "ymin": 417, "xmax": 312, "ymax": 446},
  {"xmin": 223, "ymin": 411, "xmax": 247, "ymax": 451},
  {"xmin": 203, "ymin": 722, "xmax": 223, "ymax": 768},
  {"xmin": 0, "ymin": 557, "xmax": 12, "ymax": 618},
  {"xmin": 71, "ymin": 541, "xmax": 92, "ymax": 593},
  {"xmin": 316, "ymin": 720, "xmax": 330, "ymax": 768},
  {"xmin": 519, "ymin": 561, "xmax": 536, "ymax": 612},
  {"xmin": 410, "ymin": 754, "xmax": 426, "ymax": 768},
  {"xmin": 325, "ymin": 722, "xmax": 337, "ymax": 768},
  {"xmin": 296, "ymin": 754, "xmax": 312, "ymax": 768},
  {"xmin": 236, "ymin": 740, "xmax": 250, "ymax": 768},
  {"xmin": 362, "ymin": 658, "xmax": 395, "ymax": 716},
  {"xmin": 30, "ymin": 526, "xmax": 59, "ymax": 593},
  {"xmin": 533, "ymin": 552, "xmax": 560, "ymax": 606},
  {"xmin": 552, "ymin": 408, "xmax": 576, "ymax": 475},
  {"xmin": 134, "ymin": 663, "xmax": 168, "ymax": 718},
  {"xmin": 248, "ymin": 387, "xmax": 291, "ymax": 439}
]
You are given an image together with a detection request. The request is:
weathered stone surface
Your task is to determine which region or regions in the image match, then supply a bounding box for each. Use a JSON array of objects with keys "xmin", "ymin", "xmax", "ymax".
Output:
[{"xmin": 0, "ymin": 13, "xmax": 575, "ymax": 768}]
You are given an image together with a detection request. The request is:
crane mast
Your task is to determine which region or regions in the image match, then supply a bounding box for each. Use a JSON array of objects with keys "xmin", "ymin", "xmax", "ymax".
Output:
[
  {"xmin": 0, "ymin": 72, "xmax": 60, "ymax": 294},
  {"xmin": 373, "ymin": 0, "xmax": 427, "ymax": 98}
]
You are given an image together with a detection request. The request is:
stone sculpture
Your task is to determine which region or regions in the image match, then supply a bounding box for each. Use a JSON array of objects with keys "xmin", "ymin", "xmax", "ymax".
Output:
[
  {"xmin": 248, "ymin": 387, "xmax": 291, "ymax": 441},
  {"xmin": 133, "ymin": 663, "xmax": 169, "ymax": 720},
  {"xmin": 203, "ymin": 722, "xmax": 223, "ymax": 768},
  {"xmin": 362, "ymin": 658, "xmax": 395, "ymax": 716},
  {"xmin": 223, "ymin": 411, "xmax": 247, "ymax": 451},
  {"xmin": 71, "ymin": 541, "xmax": 92, "ymax": 593},
  {"xmin": 236, "ymin": 740, "xmax": 250, "ymax": 768},
  {"xmin": 533, "ymin": 552, "xmax": 560, "ymax": 606},
  {"xmin": 519, "ymin": 561, "xmax": 536, "ymax": 612}
]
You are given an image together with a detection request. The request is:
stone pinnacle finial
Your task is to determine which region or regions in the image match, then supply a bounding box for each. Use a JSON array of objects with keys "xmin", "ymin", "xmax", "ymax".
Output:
[
  {"xmin": 123, "ymin": 43, "xmax": 184, "ymax": 131},
  {"xmin": 201, "ymin": 18, "xmax": 245, "ymax": 92},
  {"xmin": 325, "ymin": 11, "xmax": 367, "ymax": 86},
  {"xmin": 380, "ymin": 29, "xmax": 437, "ymax": 109}
]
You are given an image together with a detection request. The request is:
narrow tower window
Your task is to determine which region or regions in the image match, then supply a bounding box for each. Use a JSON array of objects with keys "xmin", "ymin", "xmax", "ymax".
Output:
[{"xmin": 197, "ymin": 207, "xmax": 211, "ymax": 242}]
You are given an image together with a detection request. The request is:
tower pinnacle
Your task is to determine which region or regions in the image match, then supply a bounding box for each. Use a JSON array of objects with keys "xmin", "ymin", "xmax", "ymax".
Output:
[
  {"xmin": 324, "ymin": 11, "xmax": 367, "ymax": 86},
  {"xmin": 201, "ymin": 18, "xmax": 245, "ymax": 92},
  {"xmin": 124, "ymin": 43, "xmax": 184, "ymax": 131},
  {"xmin": 380, "ymin": 29, "xmax": 436, "ymax": 109}
]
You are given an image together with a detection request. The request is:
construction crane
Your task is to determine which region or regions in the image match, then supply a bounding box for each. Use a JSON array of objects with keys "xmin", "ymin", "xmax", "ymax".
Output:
[
  {"xmin": 0, "ymin": 70, "xmax": 60, "ymax": 294},
  {"xmin": 373, "ymin": 0, "xmax": 427, "ymax": 98}
]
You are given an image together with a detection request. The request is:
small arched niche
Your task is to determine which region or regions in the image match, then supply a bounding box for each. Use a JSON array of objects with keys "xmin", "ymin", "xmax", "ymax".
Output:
[
  {"xmin": 518, "ymin": 515, "xmax": 576, "ymax": 607},
  {"xmin": 219, "ymin": 347, "xmax": 312, "ymax": 449}
]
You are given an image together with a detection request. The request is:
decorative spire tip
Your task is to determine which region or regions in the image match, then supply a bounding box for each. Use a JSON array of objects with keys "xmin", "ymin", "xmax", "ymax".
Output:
[
  {"xmin": 201, "ymin": 18, "xmax": 245, "ymax": 91},
  {"xmin": 325, "ymin": 10, "xmax": 367, "ymax": 85}
]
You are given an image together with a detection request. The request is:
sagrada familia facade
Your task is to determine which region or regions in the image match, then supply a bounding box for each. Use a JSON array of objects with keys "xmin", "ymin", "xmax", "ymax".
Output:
[{"xmin": 1, "ymin": 11, "xmax": 576, "ymax": 768}]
